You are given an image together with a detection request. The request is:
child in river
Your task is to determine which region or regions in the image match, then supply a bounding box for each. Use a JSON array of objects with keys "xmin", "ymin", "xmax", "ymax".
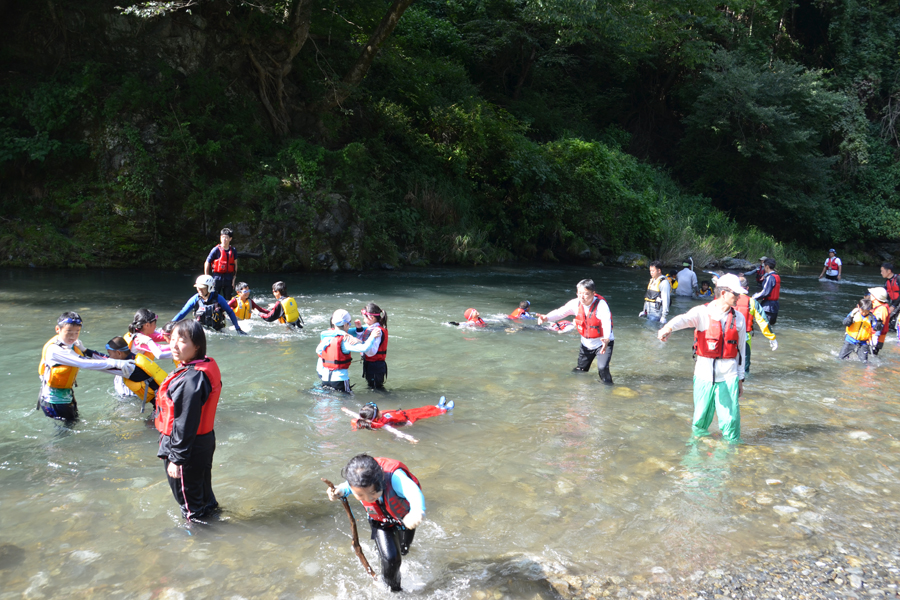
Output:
[
  {"xmin": 352, "ymin": 397, "xmax": 454, "ymax": 430},
  {"xmin": 316, "ymin": 309, "xmax": 383, "ymax": 393},
  {"xmin": 228, "ymin": 282, "xmax": 266, "ymax": 321},
  {"xmin": 125, "ymin": 308, "xmax": 172, "ymax": 360},
  {"xmin": 697, "ymin": 281, "xmax": 713, "ymax": 299},
  {"xmin": 840, "ymin": 297, "xmax": 881, "ymax": 363},
  {"xmin": 257, "ymin": 281, "xmax": 303, "ymax": 328},
  {"xmin": 353, "ymin": 303, "xmax": 389, "ymax": 390},
  {"xmin": 106, "ymin": 336, "xmax": 168, "ymax": 406},
  {"xmin": 508, "ymin": 300, "xmax": 535, "ymax": 320}
]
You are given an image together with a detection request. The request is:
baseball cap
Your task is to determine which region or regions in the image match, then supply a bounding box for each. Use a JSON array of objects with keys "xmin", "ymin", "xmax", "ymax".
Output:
[
  {"xmin": 331, "ymin": 309, "xmax": 352, "ymax": 327},
  {"xmin": 717, "ymin": 273, "xmax": 748, "ymax": 295}
]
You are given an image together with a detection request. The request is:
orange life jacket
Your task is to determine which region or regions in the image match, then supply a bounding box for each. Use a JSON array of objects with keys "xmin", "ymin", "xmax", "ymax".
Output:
[
  {"xmin": 694, "ymin": 306, "xmax": 740, "ymax": 359},
  {"xmin": 761, "ymin": 273, "xmax": 781, "ymax": 301},
  {"xmin": 509, "ymin": 308, "xmax": 528, "ymax": 319},
  {"xmin": 735, "ymin": 295, "xmax": 753, "ymax": 333},
  {"xmin": 39, "ymin": 336, "xmax": 84, "ymax": 389},
  {"xmin": 575, "ymin": 295, "xmax": 607, "ymax": 339},
  {"xmin": 886, "ymin": 275, "xmax": 900, "ymax": 303},
  {"xmin": 364, "ymin": 324, "xmax": 388, "ymax": 362},
  {"xmin": 212, "ymin": 245, "xmax": 236, "ymax": 274},
  {"xmin": 154, "ymin": 357, "xmax": 222, "ymax": 437},
  {"xmin": 319, "ymin": 334, "xmax": 352, "ymax": 370},
  {"xmin": 359, "ymin": 457, "xmax": 421, "ymax": 524}
]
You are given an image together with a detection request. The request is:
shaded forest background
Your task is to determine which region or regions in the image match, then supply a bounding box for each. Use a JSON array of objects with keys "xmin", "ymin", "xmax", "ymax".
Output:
[{"xmin": 1, "ymin": 0, "xmax": 899, "ymax": 271}]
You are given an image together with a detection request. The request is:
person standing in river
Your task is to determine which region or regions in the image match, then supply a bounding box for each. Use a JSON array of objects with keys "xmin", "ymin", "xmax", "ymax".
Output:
[
  {"xmin": 752, "ymin": 258, "xmax": 781, "ymax": 326},
  {"xmin": 675, "ymin": 260, "xmax": 698, "ymax": 297},
  {"xmin": 880, "ymin": 263, "xmax": 900, "ymax": 331},
  {"xmin": 536, "ymin": 278, "xmax": 615, "ymax": 384},
  {"xmin": 657, "ymin": 274, "xmax": 747, "ymax": 443},
  {"xmin": 155, "ymin": 320, "xmax": 222, "ymax": 522},
  {"xmin": 818, "ymin": 249, "xmax": 842, "ymax": 281},
  {"xmin": 744, "ymin": 256, "xmax": 767, "ymax": 290},
  {"xmin": 204, "ymin": 228, "xmax": 238, "ymax": 301},
  {"xmin": 639, "ymin": 260, "xmax": 671, "ymax": 324}
]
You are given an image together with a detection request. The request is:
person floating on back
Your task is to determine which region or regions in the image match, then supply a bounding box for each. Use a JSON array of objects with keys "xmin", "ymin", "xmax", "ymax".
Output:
[
  {"xmin": 537, "ymin": 278, "xmax": 615, "ymax": 384},
  {"xmin": 840, "ymin": 297, "xmax": 880, "ymax": 363},
  {"xmin": 316, "ymin": 309, "xmax": 383, "ymax": 393},
  {"xmin": 657, "ymin": 274, "xmax": 747, "ymax": 443},
  {"xmin": 257, "ymin": 281, "xmax": 303, "ymax": 328},
  {"xmin": 172, "ymin": 275, "xmax": 245, "ymax": 334},
  {"xmin": 352, "ymin": 397, "xmax": 454, "ymax": 431},
  {"xmin": 38, "ymin": 312, "xmax": 135, "ymax": 422},
  {"xmin": 819, "ymin": 249, "xmax": 842, "ymax": 281},
  {"xmin": 325, "ymin": 454, "xmax": 425, "ymax": 592},
  {"xmin": 106, "ymin": 336, "xmax": 168, "ymax": 407},
  {"xmin": 204, "ymin": 227, "xmax": 238, "ymax": 300}
]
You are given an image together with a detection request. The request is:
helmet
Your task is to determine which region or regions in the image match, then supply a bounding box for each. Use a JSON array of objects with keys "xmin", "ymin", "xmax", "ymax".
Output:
[{"xmin": 194, "ymin": 275, "xmax": 215, "ymax": 290}]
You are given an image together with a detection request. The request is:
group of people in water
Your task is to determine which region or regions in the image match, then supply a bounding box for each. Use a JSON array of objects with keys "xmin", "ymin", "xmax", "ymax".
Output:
[{"xmin": 35, "ymin": 229, "xmax": 900, "ymax": 592}]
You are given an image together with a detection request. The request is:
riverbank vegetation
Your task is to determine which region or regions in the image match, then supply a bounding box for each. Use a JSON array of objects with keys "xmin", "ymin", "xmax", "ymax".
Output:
[{"xmin": 1, "ymin": 0, "xmax": 898, "ymax": 270}]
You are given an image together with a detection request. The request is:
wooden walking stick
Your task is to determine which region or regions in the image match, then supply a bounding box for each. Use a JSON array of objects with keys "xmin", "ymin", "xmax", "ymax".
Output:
[{"xmin": 322, "ymin": 478, "xmax": 378, "ymax": 580}]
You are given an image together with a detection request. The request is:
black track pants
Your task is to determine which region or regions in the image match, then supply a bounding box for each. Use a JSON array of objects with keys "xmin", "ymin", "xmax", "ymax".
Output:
[{"xmin": 370, "ymin": 520, "xmax": 416, "ymax": 592}]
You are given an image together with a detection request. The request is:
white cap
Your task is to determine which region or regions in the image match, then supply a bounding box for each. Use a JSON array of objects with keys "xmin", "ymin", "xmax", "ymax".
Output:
[
  {"xmin": 869, "ymin": 287, "xmax": 888, "ymax": 303},
  {"xmin": 194, "ymin": 275, "xmax": 215, "ymax": 289},
  {"xmin": 717, "ymin": 273, "xmax": 748, "ymax": 295},
  {"xmin": 332, "ymin": 309, "xmax": 352, "ymax": 327}
]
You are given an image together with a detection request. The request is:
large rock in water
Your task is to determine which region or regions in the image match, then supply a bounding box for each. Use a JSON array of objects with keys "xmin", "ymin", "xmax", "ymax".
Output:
[
  {"xmin": 617, "ymin": 252, "xmax": 650, "ymax": 268},
  {"xmin": 721, "ymin": 257, "xmax": 754, "ymax": 271}
]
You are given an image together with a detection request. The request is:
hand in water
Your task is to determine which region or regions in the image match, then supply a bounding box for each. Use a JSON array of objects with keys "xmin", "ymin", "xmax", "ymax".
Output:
[
  {"xmin": 536, "ymin": 314, "xmax": 546, "ymax": 325},
  {"xmin": 657, "ymin": 328, "xmax": 670, "ymax": 342},
  {"xmin": 638, "ymin": 310, "xmax": 646, "ymax": 318},
  {"xmin": 660, "ymin": 317, "xmax": 667, "ymax": 324},
  {"xmin": 402, "ymin": 510, "xmax": 424, "ymax": 529},
  {"xmin": 770, "ymin": 339, "xmax": 778, "ymax": 351},
  {"xmin": 238, "ymin": 330, "xmax": 248, "ymax": 336}
]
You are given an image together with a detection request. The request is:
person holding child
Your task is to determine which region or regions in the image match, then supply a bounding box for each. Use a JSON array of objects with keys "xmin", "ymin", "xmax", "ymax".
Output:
[{"xmin": 316, "ymin": 309, "xmax": 383, "ymax": 393}]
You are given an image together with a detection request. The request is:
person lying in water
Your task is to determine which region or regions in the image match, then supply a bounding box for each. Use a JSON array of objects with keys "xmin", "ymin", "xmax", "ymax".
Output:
[{"xmin": 351, "ymin": 397, "xmax": 454, "ymax": 431}]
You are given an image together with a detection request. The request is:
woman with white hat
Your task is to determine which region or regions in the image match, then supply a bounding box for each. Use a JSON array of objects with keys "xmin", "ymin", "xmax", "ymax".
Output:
[
  {"xmin": 868, "ymin": 287, "xmax": 891, "ymax": 355},
  {"xmin": 315, "ymin": 309, "xmax": 383, "ymax": 393}
]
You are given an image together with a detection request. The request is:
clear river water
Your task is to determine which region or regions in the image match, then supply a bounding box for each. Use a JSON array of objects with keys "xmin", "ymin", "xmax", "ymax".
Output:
[{"xmin": 1, "ymin": 264, "xmax": 898, "ymax": 599}]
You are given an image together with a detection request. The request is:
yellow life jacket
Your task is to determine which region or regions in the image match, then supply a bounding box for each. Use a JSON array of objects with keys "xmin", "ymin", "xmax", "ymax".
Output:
[
  {"xmin": 234, "ymin": 297, "xmax": 253, "ymax": 320},
  {"xmin": 644, "ymin": 276, "xmax": 666, "ymax": 305},
  {"xmin": 39, "ymin": 336, "xmax": 84, "ymax": 389},
  {"xmin": 279, "ymin": 297, "xmax": 300, "ymax": 324},
  {"xmin": 846, "ymin": 314, "xmax": 873, "ymax": 342},
  {"xmin": 667, "ymin": 274, "xmax": 679, "ymax": 291},
  {"xmin": 122, "ymin": 354, "xmax": 168, "ymax": 403}
]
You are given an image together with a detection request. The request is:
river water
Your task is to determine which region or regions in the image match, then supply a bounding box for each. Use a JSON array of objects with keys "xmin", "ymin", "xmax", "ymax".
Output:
[{"xmin": 1, "ymin": 265, "xmax": 898, "ymax": 599}]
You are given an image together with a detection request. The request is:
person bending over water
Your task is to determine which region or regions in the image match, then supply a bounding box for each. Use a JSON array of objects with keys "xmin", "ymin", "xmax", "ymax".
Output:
[
  {"xmin": 316, "ymin": 309, "xmax": 383, "ymax": 393},
  {"xmin": 537, "ymin": 278, "xmax": 615, "ymax": 384},
  {"xmin": 326, "ymin": 454, "xmax": 425, "ymax": 592},
  {"xmin": 155, "ymin": 320, "xmax": 222, "ymax": 522},
  {"xmin": 38, "ymin": 312, "xmax": 134, "ymax": 422},
  {"xmin": 840, "ymin": 297, "xmax": 880, "ymax": 363},
  {"xmin": 106, "ymin": 336, "xmax": 168, "ymax": 406}
]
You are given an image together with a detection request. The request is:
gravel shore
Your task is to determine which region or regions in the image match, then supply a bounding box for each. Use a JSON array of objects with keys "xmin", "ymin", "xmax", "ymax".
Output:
[{"xmin": 551, "ymin": 541, "xmax": 900, "ymax": 599}]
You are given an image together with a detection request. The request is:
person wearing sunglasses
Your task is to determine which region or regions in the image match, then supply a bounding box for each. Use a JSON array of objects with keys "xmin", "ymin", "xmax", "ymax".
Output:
[
  {"xmin": 657, "ymin": 274, "xmax": 747, "ymax": 443},
  {"xmin": 38, "ymin": 312, "xmax": 135, "ymax": 422}
]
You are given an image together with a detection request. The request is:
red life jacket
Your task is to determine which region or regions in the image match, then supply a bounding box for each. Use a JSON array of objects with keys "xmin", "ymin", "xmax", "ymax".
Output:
[
  {"xmin": 360, "ymin": 457, "xmax": 421, "ymax": 524},
  {"xmin": 364, "ymin": 324, "xmax": 388, "ymax": 362},
  {"xmin": 755, "ymin": 269, "xmax": 764, "ymax": 285},
  {"xmin": 761, "ymin": 273, "xmax": 781, "ymax": 301},
  {"xmin": 155, "ymin": 357, "xmax": 222, "ymax": 437},
  {"xmin": 212, "ymin": 245, "xmax": 236, "ymax": 274},
  {"xmin": 319, "ymin": 334, "xmax": 352, "ymax": 370},
  {"xmin": 886, "ymin": 275, "xmax": 900, "ymax": 303},
  {"xmin": 825, "ymin": 258, "xmax": 840, "ymax": 273},
  {"xmin": 735, "ymin": 294, "xmax": 753, "ymax": 333},
  {"xmin": 694, "ymin": 307, "xmax": 740, "ymax": 359},
  {"xmin": 575, "ymin": 294, "xmax": 607, "ymax": 339}
]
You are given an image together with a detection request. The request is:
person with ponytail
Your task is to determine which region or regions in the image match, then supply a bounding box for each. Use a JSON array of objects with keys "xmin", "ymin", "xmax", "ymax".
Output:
[
  {"xmin": 355, "ymin": 302, "xmax": 389, "ymax": 390},
  {"xmin": 125, "ymin": 308, "xmax": 172, "ymax": 360}
]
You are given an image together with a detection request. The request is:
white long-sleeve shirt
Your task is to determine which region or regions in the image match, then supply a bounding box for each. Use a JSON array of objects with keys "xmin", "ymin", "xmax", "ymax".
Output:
[
  {"xmin": 643, "ymin": 277, "xmax": 671, "ymax": 319},
  {"xmin": 544, "ymin": 297, "xmax": 614, "ymax": 350},
  {"xmin": 665, "ymin": 303, "xmax": 746, "ymax": 383},
  {"xmin": 41, "ymin": 338, "xmax": 132, "ymax": 397},
  {"xmin": 676, "ymin": 268, "xmax": 698, "ymax": 296}
]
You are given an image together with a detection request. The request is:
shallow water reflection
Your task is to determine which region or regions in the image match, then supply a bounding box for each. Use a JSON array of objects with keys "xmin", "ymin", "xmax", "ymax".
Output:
[{"xmin": 0, "ymin": 265, "xmax": 897, "ymax": 597}]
